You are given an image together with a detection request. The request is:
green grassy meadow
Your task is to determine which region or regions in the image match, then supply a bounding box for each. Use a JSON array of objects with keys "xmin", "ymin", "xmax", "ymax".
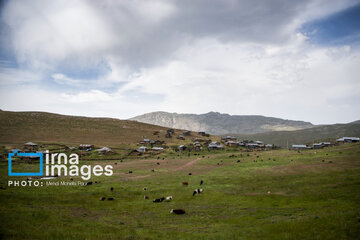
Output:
[{"xmin": 0, "ymin": 143, "xmax": 359, "ymax": 239}]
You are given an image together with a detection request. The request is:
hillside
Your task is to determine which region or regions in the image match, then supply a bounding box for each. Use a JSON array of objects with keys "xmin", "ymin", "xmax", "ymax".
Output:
[
  {"xmin": 130, "ymin": 111, "xmax": 314, "ymax": 135},
  {"xmin": 234, "ymin": 122, "xmax": 360, "ymax": 147},
  {"xmin": 0, "ymin": 110, "xmax": 198, "ymax": 146}
]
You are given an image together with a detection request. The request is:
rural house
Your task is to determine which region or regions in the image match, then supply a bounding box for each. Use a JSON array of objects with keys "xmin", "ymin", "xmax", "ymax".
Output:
[
  {"xmin": 137, "ymin": 146, "xmax": 147, "ymax": 153},
  {"xmin": 225, "ymin": 141, "xmax": 239, "ymax": 147},
  {"xmin": 336, "ymin": 137, "xmax": 360, "ymax": 143},
  {"xmin": 183, "ymin": 131, "xmax": 191, "ymax": 136},
  {"xmin": 246, "ymin": 143, "xmax": 259, "ymax": 149},
  {"xmin": 178, "ymin": 145, "xmax": 188, "ymax": 151},
  {"xmin": 198, "ymin": 132, "xmax": 210, "ymax": 137},
  {"xmin": 24, "ymin": 142, "xmax": 38, "ymax": 152},
  {"xmin": 312, "ymin": 143, "xmax": 324, "ymax": 149},
  {"xmin": 208, "ymin": 142, "xmax": 224, "ymax": 150},
  {"xmin": 222, "ymin": 136, "xmax": 237, "ymax": 142},
  {"xmin": 292, "ymin": 144, "xmax": 308, "ymax": 150},
  {"xmin": 97, "ymin": 147, "xmax": 113, "ymax": 154},
  {"xmin": 151, "ymin": 147, "xmax": 164, "ymax": 152},
  {"xmin": 79, "ymin": 144, "xmax": 94, "ymax": 150},
  {"xmin": 177, "ymin": 135, "xmax": 185, "ymax": 140},
  {"xmin": 139, "ymin": 139, "xmax": 151, "ymax": 144}
]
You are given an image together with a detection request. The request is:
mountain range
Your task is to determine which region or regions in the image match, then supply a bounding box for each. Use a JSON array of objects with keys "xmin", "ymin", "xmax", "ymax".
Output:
[{"xmin": 130, "ymin": 111, "xmax": 314, "ymax": 135}]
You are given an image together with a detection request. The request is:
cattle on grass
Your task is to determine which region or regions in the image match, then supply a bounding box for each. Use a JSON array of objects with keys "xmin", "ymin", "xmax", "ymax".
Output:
[
  {"xmin": 153, "ymin": 197, "xmax": 165, "ymax": 203},
  {"xmin": 170, "ymin": 209, "xmax": 186, "ymax": 215},
  {"xmin": 193, "ymin": 188, "xmax": 203, "ymax": 196}
]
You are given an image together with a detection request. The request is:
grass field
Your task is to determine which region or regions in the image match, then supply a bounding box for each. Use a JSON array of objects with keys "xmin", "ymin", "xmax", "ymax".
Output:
[{"xmin": 0, "ymin": 142, "xmax": 359, "ymax": 239}]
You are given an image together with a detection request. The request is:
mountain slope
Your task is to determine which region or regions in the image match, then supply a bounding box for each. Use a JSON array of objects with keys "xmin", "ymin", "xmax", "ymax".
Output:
[
  {"xmin": 130, "ymin": 111, "xmax": 314, "ymax": 135},
  {"xmin": 233, "ymin": 122, "xmax": 360, "ymax": 147},
  {"xmin": 0, "ymin": 110, "xmax": 193, "ymax": 146}
]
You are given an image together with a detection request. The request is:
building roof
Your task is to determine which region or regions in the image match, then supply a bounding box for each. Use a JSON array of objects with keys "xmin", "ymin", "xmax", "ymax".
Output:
[
  {"xmin": 292, "ymin": 144, "xmax": 307, "ymax": 148},
  {"xmin": 97, "ymin": 147, "xmax": 111, "ymax": 152},
  {"xmin": 152, "ymin": 147, "xmax": 164, "ymax": 151},
  {"xmin": 337, "ymin": 137, "xmax": 360, "ymax": 141},
  {"xmin": 80, "ymin": 144, "xmax": 93, "ymax": 147},
  {"xmin": 24, "ymin": 142, "xmax": 37, "ymax": 146}
]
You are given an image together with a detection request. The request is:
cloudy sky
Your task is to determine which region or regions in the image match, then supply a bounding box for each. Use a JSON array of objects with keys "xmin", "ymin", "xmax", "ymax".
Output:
[{"xmin": 0, "ymin": 0, "xmax": 360, "ymax": 124}]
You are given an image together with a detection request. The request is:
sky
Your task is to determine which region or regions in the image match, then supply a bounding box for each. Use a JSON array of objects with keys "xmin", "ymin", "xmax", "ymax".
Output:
[{"xmin": 0, "ymin": 0, "xmax": 360, "ymax": 124}]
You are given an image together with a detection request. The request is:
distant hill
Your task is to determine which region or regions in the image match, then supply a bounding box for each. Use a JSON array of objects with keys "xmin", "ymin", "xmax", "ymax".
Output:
[
  {"xmin": 0, "ymin": 110, "xmax": 197, "ymax": 146},
  {"xmin": 130, "ymin": 111, "xmax": 314, "ymax": 135},
  {"xmin": 233, "ymin": 122, "xmax": 360, "ymax": 147}
]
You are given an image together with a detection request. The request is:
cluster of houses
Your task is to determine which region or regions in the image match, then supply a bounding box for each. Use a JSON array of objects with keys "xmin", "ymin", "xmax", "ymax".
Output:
[
  {"xmin": 292, "ymin": 142, "xmax": 331, "ymax": 150},
  {"xmin": 6, "ymin": 134, "xmax": 359, "ymax": 159},
  {"xmin": 136, "ymin": 135, "xmax": 167, "ymax": 153},
  {"xmin": 292, "ymin": 136, "xmax": 359, "ymax": 150},
  {"xmin": 135, "ymin": 130, "xmax": 212, "ymax": 154},
  {"xmin": 221, "ymin": 136, "xmax": 274, "ymax": 150},
  {"xmin": 177, "ymin": 136, "xmax": 274, "ymax": 152}
]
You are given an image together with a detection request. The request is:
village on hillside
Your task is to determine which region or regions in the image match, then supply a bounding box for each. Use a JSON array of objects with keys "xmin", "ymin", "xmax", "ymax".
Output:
[{"xmin": 2, "ymin": 128, "xmax": 359, "ymax": 161}]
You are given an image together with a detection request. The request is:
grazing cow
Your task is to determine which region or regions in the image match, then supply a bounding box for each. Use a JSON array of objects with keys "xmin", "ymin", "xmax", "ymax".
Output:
[
  {"xmin": 170, "ymin": 209, "xmax": 186, "ymax": 215},
  {"xmin": 153, "ymin": 197, "xmax": 165, "ymax": 203},
  {"xmin": 110, "ymin": 187, "xmax": 114, "ymax": 192},
  {"xmin": 188, "ymin": 173, "xmax": 192, "ymax": 175},
  {"xmin": 70, "ymin": 178, "xmax": 73, "ymax": 181},
  {"xmin": 85, "ymin": 181, "xmax": 93, "ymax": 186},
  {"xmin": 129, "ymin": 170, "xmax": 133, "ymax": 174},
  {"xmin": 200, "ymin": 180, "xmax": 203, "ymax": 185},
  {"xmin": 182, "ymin": 182, "xmax": 189, "ymax": 186},
  {"xmin": 99, "ymin": 197, "xmax": 106, "ymax": 201},
  {"xmin": 143, "ymin": 187, "xmax": 148, "ymax": 191},
  {"xmin": 151, "ymin": 169, "xmax": 155, "ymax": 172},
  {"xmin": 144, "ymin": 196, "xmax": 149, "ymax": 199},
  {"xmin": 157, "ymin": 162, "xmax": 160, "ymax": 165},
  {"xmin": 165, "ymin": 196, "xmax": 173, "ymax": 201},
  {"xmin": 193, "ymin": 188, "xmax": 203, "ymax": 196},
  {"xmin": 237, "ymin": 160, "xmax": 241, "ymax": 163},
  {"xmin": 107, "ymin": 197, "xmax": 115, "ymax": 201}
]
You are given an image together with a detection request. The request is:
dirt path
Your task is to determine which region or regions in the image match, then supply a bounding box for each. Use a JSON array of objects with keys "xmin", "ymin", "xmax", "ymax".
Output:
[{"xmin": 171, "ymin": 157, "xmax": 202, "ymax": 171}]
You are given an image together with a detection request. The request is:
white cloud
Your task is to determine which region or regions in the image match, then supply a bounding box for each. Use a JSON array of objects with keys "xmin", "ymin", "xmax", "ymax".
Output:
[
  {"xmin": 0, "ymin": 0, "xmax": 359, "ymax": 124},
  {"xmin": 118, "ymin": 36, "xmax": 360, "ymax": 123},
  {"xmin": 61, "ymin": 90, "xmax": 117, "ymax": 103},
  {"xmin": 0, "ymin": 66, "xmax": 43, "ymax": 85},
  {"xmin": 2, "ymin": 0, "xmax": 115, "ymax": 68}
]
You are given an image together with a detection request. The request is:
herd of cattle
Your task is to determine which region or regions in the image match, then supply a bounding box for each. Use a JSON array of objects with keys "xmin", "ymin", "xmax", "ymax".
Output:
[{"xmin": 95, "ymin": 179, "xmax": 205, "ymax": 215}]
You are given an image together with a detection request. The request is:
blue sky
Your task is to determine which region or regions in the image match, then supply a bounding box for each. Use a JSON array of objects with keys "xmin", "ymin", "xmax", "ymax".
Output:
[
  {"xmin": 0, "ymin": 0, "xmax": 359, "ymax": 124},
  {"xmin": 301, "ymin": 3, "xmax": 360, "ymax": 45}
]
